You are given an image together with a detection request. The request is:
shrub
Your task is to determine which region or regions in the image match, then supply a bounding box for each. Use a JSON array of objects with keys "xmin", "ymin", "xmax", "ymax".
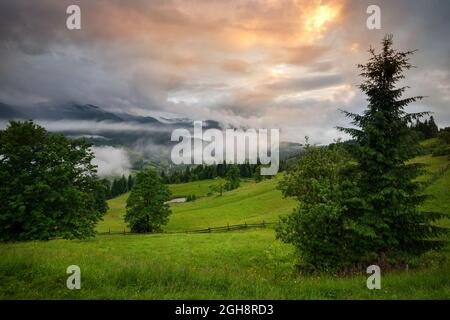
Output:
[
  {"xmin": 225, "ymin": 166, "xmax": 240, "ymax": 190},
  {"xmin": 277, "ymin": 144, "xmax": 362, "ymax": 272}
]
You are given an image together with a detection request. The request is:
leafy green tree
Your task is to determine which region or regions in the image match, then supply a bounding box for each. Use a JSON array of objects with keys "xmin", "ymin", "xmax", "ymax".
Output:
[
  {"xmin": 225, "ymin": 165, "xmax": 241, "ymax": 190},
  {"xmin": 253, "ymin": 165, "xmax": 263, "ymax": 182},
  {"xmin": 338, "ymin": 35, "xmax": 445, "ymax": 267},
  {"xmin": 125, "ymin": 169, "xmax": 171, "ymax": 233},
  {"xmin": 277, "ymin": 144, "xmax": 359, "ymax": 271},
  {"xmin": 0, "ymin": 121, "xmax": 107, "ymax": 241},
  {"xmin": 210, "ymin": 177, "xmax": 226, "ymax": 196}
]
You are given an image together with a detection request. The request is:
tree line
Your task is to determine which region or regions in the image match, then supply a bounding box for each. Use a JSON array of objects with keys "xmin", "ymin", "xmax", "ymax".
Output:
[
  {"xmin": 160, "ymin": 160, "xmax": 290, "ymax": 184},
  {"xmin": 410, "ymin": 116, "xmax": 439, "ymax": 140},
  {"xmin": 103, "ymin": 174, "xmax": 135, "ymax": 199}
]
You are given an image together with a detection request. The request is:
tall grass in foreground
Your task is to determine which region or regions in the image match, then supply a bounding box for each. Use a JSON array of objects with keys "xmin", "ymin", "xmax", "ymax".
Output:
[{"xmin": 1, "ymin": 230, "xmax": 449, "ymax": 299}]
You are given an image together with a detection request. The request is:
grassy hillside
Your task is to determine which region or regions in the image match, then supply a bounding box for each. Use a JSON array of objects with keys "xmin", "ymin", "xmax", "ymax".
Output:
[
  {"xmin": 97, "ymin": 179, "xmax": 219, "ymax": 233},
  {"xmin": 412, "ymin": 154, "xmax": 448, "ymax": 182},
  {"xmin": 167, "ymin": 177, "xmax": 295, "ymax": 231},
  {"xmin": 420, "ymin": 166, "xmax": 450, "ymax": 229},
  {"xmin": 1, "ymin": 150, "xmax": 449, "ymax": 299},
  {"xmin": 97, "ymin": 177, "xmax": 295, "ymax": 233},
  {"xmin": 98, "ymin": 192, "xmax": 130, "ymax": 233},
  {"xmin": 170, "ymin": 179, "xmax": 225, "ymax": 198}
]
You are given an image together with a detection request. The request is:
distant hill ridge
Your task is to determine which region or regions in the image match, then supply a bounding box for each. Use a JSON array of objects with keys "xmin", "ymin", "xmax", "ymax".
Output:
[{"xmin": 0, "ymin": 102, "xmax": 302, "ymax": 167}]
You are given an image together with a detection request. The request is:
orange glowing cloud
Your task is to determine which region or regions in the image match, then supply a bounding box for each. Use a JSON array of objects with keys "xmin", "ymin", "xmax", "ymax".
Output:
[
  {"xmin": 219, "ymin": 1, "xmax": 344, "ymax": 49},
  {"xmin": 302, "ymin": 1, "xmax": 343, "ymax": 42}
]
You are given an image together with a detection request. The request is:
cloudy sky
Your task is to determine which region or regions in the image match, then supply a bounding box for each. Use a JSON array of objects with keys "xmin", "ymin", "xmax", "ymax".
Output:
[{"xmin": 0, "ymin": 0, "xmax": 449, "ymax": 143}]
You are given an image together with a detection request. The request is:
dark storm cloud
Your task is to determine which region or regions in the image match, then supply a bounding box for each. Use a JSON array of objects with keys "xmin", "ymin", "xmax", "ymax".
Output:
[{"xmin": 0, "ymin": 0, "xmax": 449, "ymax": 143}]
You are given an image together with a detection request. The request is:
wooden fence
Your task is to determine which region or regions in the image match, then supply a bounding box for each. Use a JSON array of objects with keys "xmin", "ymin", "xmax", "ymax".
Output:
[
  {"xmin": 422, "ymin": 163, "xmax": 450, "ymax": 188},
  {"xmin": 97, "ymin": 221, "xmax": 279, "ymax": 236}
]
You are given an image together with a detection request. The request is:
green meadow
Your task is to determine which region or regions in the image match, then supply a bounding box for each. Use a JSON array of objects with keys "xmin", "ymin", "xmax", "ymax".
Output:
[
  {"xmin": 98, "ymin": 177, "xmax": 295, "ymax": 233},
  {"xmin": 0, "ymin": 149, "xmax": 449, "ymax": 299}
]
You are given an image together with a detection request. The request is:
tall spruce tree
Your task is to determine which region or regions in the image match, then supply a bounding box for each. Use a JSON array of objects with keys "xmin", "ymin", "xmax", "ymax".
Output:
[
  {"xmin": 427, "ymin": 116, "xmax": 439, "ymax": 138},
  {"xmin": 127, "ymin": 174, "xmax": 134, "ymax": 191},
  {"xmin": 338, "ymin": 35, "xmax": 445, "ymax": 266},
  {"xmin": 119, "ymin": 175, "xmax": 128, "ymax": 194}
]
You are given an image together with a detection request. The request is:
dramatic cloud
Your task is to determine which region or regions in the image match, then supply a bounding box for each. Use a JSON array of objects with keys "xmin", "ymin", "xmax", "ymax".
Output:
[{"xmin": 0, "ymin": 0, "xmax": 449, "ymax": 144}]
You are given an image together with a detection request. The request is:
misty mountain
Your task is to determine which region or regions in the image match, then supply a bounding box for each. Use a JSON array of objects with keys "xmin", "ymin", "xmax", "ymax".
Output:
[
  {"xmin": 0, "ymin": 102, "xmax": 301, "ymax": 173},
  {"xmin": 0, "ymin": 102, "xmax": 232, "ymax": 170},
  {"xmin": 1, "ymin": 102, "xmax": 157, "ymax": 123},
  {"xmin": 1, "ymin": 102, "xmax": 220, "ymax": 132}
]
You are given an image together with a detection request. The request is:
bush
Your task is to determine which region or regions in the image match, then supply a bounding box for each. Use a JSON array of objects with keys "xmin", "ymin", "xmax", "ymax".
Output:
[
  {"xmin": 432, "ymin": 144, "xmax": 450, "ymax": 157},
  {"xmin": 432, "ymin": 127, "xmax": 450, "ymax": 157},
  {"xmin": 277, "ymin": 144, "xmax": 362, "ymax": 272},
  {"xmin": 186, "ymin": 194, "xmax": 197, "ymax": 202},
  {"xmin": 210, "ymin": 177, "xmax": 226, "ymax": 196},
  {"xmin": 225, "ymin": 166, "xmax": 240, "ymax": 190}
]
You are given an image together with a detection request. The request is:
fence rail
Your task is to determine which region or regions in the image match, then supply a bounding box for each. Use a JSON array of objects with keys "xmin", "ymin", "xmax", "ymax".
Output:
[
  {"xmin": 97, "ymin": 221, "xmax": 279, "ymax": 236},
  {"xmin": 422, "ymin": 163, "xmax": 450, "ymax": 188}
]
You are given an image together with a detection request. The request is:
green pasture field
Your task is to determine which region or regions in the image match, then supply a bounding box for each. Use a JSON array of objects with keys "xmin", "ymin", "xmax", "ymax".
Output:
[{"xmin": 1, "ymin": 149, "xmax": 449, "ymax": 299}]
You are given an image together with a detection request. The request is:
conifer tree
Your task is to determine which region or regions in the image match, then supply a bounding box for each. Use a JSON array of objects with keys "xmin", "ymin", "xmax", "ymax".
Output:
[
  {"xmin": 127, "ymin": 174, "xmax": 134, "ymax": 190},
  {"xmin": 338, "ymin": 35, "xmax": 445, "ymax": 265}
]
